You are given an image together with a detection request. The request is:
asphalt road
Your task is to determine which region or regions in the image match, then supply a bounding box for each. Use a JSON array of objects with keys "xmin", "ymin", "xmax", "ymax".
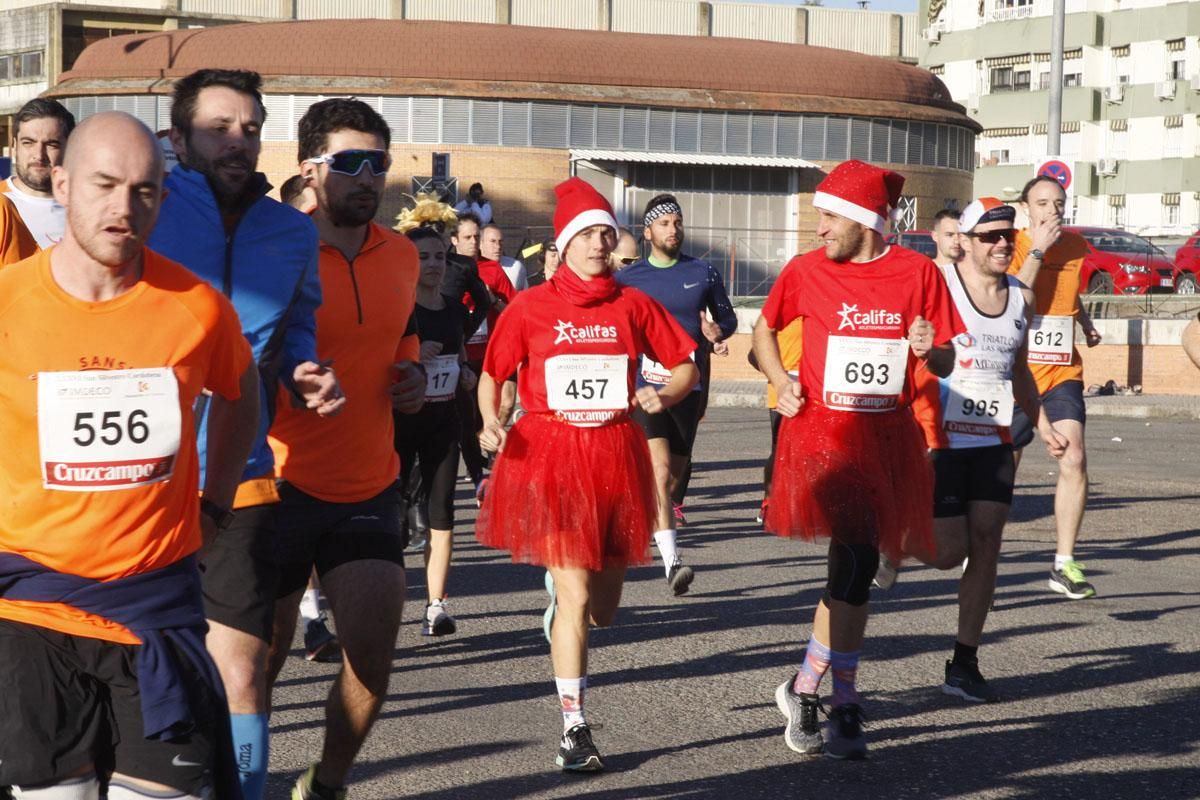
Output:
[{"xmin": 266, "ymin": 410, "xmax": 1200, "ymax": 800}]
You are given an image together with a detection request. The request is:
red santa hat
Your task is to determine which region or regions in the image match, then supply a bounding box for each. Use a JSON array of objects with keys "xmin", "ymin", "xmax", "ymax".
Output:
[
  {"xmin": 553, "ymin": 177, "xmax": 619, "ymax": 254},
  {"xmin": 813, "ymin": 160, "xmax": 906, "ymax": 235}
]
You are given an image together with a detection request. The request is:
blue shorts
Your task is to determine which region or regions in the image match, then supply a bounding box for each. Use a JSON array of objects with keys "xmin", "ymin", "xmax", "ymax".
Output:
[{"xmin": 1011, "ymin": 379, "xmax": 1085, "ymax": 449}]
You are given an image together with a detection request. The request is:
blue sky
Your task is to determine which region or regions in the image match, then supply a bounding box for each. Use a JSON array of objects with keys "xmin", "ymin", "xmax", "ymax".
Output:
[{"xmin": 756, "ymin": 0, "xmax": 918, "ymax": 12}]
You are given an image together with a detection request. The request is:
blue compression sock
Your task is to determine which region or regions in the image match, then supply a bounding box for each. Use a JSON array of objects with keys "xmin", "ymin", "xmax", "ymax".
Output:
[{"xmin": 230, "ymin": 712, "xmax": 269, "ymax": 800}]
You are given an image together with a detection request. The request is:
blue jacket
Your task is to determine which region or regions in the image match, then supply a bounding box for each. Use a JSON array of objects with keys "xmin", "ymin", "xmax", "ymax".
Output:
[
  {"xmin": 616, "ymin": 254, "xmax": 738, "ymax": 390},
  {"xmin": 149, "ymin": 166, "xmax": 321, "ymax": 488},
  {"xmin": 0, "ymin": 553, "xmax": 243, "ymax": 800}
]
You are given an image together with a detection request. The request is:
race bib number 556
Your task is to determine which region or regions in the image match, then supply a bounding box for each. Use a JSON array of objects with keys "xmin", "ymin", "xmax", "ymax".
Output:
[{"xmin": 38, "ymin": 368, "xmax": 181, "ymax": 491}]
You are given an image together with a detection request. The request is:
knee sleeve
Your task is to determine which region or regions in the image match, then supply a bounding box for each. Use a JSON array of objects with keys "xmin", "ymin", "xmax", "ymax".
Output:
[
  {"xmin": 823, "ymin": 541, "xmax": 880, "ymax": 607},
  {"xmin": 14, "ymin": 776, "xmax": 101, "ymax": 800}
]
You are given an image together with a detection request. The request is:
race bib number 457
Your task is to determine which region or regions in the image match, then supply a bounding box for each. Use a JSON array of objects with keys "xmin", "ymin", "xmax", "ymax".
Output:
[
  {"xmin": 38, "ymin": 368, "xmax": 181, "ymax": 491},
  {"xmin": 545, "ymin": 354, "xmax": 629, "ymax": 427}
]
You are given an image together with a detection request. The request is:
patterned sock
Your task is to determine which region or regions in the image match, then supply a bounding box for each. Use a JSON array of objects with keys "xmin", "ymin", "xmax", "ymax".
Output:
[
  {"xmin": 952, "ymin": 640, "xmax": 979, "ymax": 666},
  {"xmin": 1054, "ymin": 553, "xmax": 1073, "ymax": 570},
  {"xmin": 555, "ymin": 676, "xmax": 587, "ymax": 732},
  {"xmin": 653, "ymin": 529, "xmax": 679, "ymax": 575},
  {"xmin": 230, "ymin": 712, "xmax": 269, "ymax": 800},
  {"xmin": 299, "ymin": 588, "xmax": 321, "ymax": 623},
  {"xmin": 792, "ymin": 636, "xmax": 832, "ymax": 695},
  {"xmin": 830, "ymin": 649, "xmax": 861, "ymax": 708}
]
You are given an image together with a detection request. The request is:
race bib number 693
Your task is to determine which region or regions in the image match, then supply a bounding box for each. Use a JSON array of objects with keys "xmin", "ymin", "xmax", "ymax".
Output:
[{"xmin": 38, "ymin": 368, "xmax": 182, "ymax": 491}]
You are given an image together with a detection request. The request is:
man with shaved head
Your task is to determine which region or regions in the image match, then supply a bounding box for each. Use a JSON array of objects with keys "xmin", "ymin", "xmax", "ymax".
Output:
[{"xmin": 0, "ymin": 111, "xmax": 259, "ymax": 800}]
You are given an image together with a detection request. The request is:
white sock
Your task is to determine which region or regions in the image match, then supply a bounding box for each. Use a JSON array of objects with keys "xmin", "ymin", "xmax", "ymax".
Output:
[
  {"xmin": 1054, "ymin": 554, "xmax": 1074, "ymax": 570},
  {"xmin": 299, "ymin": 588, "xmax": 321, "ymax": 623},
  {"xmin": 555, "ymin": 675, "xmax": 587, "ymax": 732},
  {"xmin": 654, "ymin": 529, "xmax": 679, "ymax": 574}
]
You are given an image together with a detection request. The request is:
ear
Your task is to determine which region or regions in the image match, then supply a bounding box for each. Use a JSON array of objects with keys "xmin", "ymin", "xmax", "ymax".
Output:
[
  {"xmin": 299, "ymin": 160, "xmax": 318, "ymax": 185},
  {"xmin": 51, "ymin": 164, "xmax": 69, "ymax": 207},
  {"xmin": 168, "ymin": 128, "xmax": 186, "ymax": 162}
]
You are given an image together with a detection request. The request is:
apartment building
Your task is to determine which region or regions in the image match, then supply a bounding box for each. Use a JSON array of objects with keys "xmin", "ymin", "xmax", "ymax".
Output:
[{"xmin": 920, "ymin": 0, "xmax": 1199, "ymax": 236}]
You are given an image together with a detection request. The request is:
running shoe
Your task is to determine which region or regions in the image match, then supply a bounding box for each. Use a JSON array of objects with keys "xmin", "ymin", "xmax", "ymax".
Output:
[
  {"xmin": 422, "ymin": 599, "xmax": 457, "ymax": 637},
  {"xmin": 942, "ymin": 659, "xmax": 999, "ymax": 703},
  {"xmin": 872, "ymin": 555, "xmax": 899, "ymax": 591},
  {"xmin": 556, "ymin": 723, "xmax": 605, "ymax": 772},
  {"xmin": 756, "ymin": 497, "xmax": 769, "ymax": 524},
  {"xmin": 543, "ymin": 570, "xmax": 556, "ymax": 643},
  {"xmin": 1049, "ymin": 560, "xmax": 1095, "ymax": 599},
  {"xmin": 774, "ymin": 676, "xmax": 824, "ymax": 755},
  {"xmin": 303, "ymin": 618, "xmax": 342, "ymax": 663},
  {"xmin": 475, "ymin": 477, "xmax": 490, "ymax": 508},
  {"xmin": 672, "ymin": 502, "xmax": 687, "ymax": 526},
  {"xmin": 824, "ymin": 704, "xmax": 868, "ymax": 760},
  {"xmin": 667, "ymin": 559, "xmax": 694, "ymax": 596},
  {"xmin": 292, "ymin": 764, "xmax": 346, "ymax": 800}
]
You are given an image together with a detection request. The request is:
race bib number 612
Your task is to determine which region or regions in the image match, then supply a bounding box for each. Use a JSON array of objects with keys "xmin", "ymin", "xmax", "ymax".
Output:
[{"xmin": 38, "ymin": 368, "xmax": 182, "ymax": 491}]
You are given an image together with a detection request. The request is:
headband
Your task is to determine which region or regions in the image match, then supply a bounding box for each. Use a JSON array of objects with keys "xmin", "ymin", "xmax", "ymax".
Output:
[{"xmin": 644, "ymin": 201, "xmax": 683, "ymax": 227}]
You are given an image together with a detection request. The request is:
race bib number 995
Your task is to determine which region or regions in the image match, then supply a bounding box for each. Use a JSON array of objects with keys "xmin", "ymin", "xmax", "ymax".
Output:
[{"xmin": 38, "ymin": 368, "xmax": 182, "ymax": 491}]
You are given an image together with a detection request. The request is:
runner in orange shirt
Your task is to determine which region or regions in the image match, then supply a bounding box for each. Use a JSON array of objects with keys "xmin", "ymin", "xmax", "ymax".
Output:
[
  {"xmin": 750, "ymin": 318, "xmax": 802, "ymax": 524},
  {"xmin": 0, "ymin": 193, "xmax": 37, "ymax": 265},
  {"xmin": 0, "ymin": 112, "xmax": 257, "ymax": 800},
  {"xmin": 264, "ymin": 98, "xmax": 425, "ymax": 800},
  {"xmin": 1008, "ymin": 176, "xmax": 1102, "ymax": 599}
]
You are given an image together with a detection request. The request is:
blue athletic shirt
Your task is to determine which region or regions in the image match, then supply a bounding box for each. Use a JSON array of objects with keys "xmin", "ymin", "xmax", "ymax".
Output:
[
  {"xmin": 615, "ymin": 253, "xmax": 738, "ymax": 390},
  {"xmin": 149, "ymin": 165, "xmax": 321, "ymax": 490}
]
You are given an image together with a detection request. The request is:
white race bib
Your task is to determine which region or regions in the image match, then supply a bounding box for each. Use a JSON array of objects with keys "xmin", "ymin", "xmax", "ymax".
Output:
[
  {"xmin": 640, "ymin": 351, "xmax": 695, "ymax": 386},
  {"xmin": 944, "ymin": 374, "xmax": 1014, "ymax": 436},
  {"xmin": 423, "ymin": 354, "xmax": 460, "ymax": 402},
  {"xmin": 467, "ymin": 317, "xmax": 488, "ymax": 346},
  {"xmin": 38, "ymin": 368, "xmax": 181, "ymax": 492},
  {"xmin": 545, "ymin": 354, "xmax": 629, "ymax": 427},
  {"xmin": 823, "ymin": 336, "xmax": 908, "ymax": 412},
  {"xmin": 1028, "ymin": 315, "xmax": 1073, "ymax": 365}
]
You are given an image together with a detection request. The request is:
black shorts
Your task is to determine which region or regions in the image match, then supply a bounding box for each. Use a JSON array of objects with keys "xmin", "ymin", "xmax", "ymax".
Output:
[
  {"xmin": 395, "ymin": 402, "xmax": 462, "ymax": 532},
  {"xmin": 632, "ymin": 390, "xmax": 705, "ymax": 458},
  {"xmin": 1011, "ymin": 379, "xmax": 1086, "ymax": 449},
  {"xmin": 274, "ymin": 481, "xmax": 406, "ymax": 598},
  {"xmin": 931, "ymin": 444, "xmax": 1016, "ymax": 517},
  {"xmin": 0, "ymin": 620, "xmax": 222, "ymax": 794},
  {"xmin": 199, "ymin": 502, "xmax": 278, "ymax": 641}
]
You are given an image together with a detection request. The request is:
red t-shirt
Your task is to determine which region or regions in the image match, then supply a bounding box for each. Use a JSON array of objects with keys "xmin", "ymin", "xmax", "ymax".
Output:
[
  {"xmin": 483, "ymin": 280, "xmax": 696, "ymax": 426},
  {"xmin": 761, "ymin": 246, "xmax": 963, "ymax": 412},
  {"xmin": 465, "ymin": 259, "xmax": 517, "ymax": 362}
]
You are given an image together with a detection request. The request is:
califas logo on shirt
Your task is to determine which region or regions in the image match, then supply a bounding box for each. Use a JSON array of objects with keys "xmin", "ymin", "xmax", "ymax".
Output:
[
  {"xmin": 836, "ymin": 303, "xmax": 903, "ymax": 332},
  {"xmin": 553, "ymin": 320, "xmax": 618, "ymax": 345}
]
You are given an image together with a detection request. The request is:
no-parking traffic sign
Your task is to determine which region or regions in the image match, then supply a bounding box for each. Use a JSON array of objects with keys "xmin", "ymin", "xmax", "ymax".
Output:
[{"xmin": 1034, "ymin": 156, "xmax": 1074, "ymax": 205}]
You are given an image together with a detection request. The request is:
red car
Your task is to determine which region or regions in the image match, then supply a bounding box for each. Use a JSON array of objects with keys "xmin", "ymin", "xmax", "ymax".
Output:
[
  {"xmin": 1173, "ymin": 231, "xmax": 1200, "ymax": 295},
  {"xmin": 1068, "ymin": 227, "xmax": 1174, "ymax": 295}
]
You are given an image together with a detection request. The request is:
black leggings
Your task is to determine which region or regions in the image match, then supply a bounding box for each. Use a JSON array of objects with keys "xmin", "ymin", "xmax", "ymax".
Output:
[
  {"xmin": 762, "ymin": 409, "xmax": 784, "ymax": 494},
  {"xmin": 395, "ymin": 402, "xmax": 462, "ymax": 531},
  {"xmin": 455, "ymin": 361, "xmax": 487, "ymax": 485}
]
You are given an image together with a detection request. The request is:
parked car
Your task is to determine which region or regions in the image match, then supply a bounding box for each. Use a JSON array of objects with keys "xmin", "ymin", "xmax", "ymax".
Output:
[
  {"xmin": 1068, "ymin": 227, "xmax": 1175, "ymax": 295},
  {"xmin": 1173, "ymin": 231, "xmax": 1200, "ymax": 295},
  {"xmin": 886, "ymin": 230, "xmax": 937, "ymax": 259}
]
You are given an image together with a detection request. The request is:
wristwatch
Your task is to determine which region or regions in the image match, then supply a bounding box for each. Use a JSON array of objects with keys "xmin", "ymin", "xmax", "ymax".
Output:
[
  {"xmin": 200, "ymin": 498, "xmax": 236, "ymax": 530},
  {"xmin": 1029, "ymin": 248, "xmax": 1045, "ymax": 261}
]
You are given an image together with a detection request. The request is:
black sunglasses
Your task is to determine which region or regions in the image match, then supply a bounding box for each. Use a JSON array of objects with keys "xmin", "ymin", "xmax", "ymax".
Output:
[
  {"xmin": 305, "ymin": 149, "xmax": 390, "ymax": 177},
  {"xmin": 966, "ymin": 229, "xmax": 1017, "ymax": 245}
]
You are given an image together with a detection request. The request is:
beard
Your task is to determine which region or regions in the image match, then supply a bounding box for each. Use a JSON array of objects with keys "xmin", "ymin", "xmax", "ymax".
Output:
[
  {"xmin": 326, "ymin": 188, "xmax": 381, "ymax": 227},
  {"xmin": 825, "ymin": 226, "xmax": 865, "ymax": 263},
  {"xmin": 181, "ymin": 144, "xmax": 255, "ymax": 209},
  {"xmin": 15, "ymin": 159, "xmax": 53, "ymax": 194}
]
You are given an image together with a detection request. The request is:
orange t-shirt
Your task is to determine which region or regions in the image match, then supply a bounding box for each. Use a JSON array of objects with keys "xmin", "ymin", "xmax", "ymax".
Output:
[
  {"xmin": 766, "ymin": 318, "xmax": 804, "ymax": 409},
  {"xmin": 0, "ymin": 194, "xmax": 38, "ymax": 266},
  {"xmin": 1010, "ymin": 229, "xmax": 1087, "ymax": 393},
  {"xmin": 0, "ymin": 247, "xmax": 252, "ymax": 644},
  {"xmin": 269, "ymin": 222, "xmax": 420, "ymax": 503}
]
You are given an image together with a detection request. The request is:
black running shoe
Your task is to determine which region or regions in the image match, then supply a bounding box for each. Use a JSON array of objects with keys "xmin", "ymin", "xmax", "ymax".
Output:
[
  {"xmin": 303, "ymin": 618, "xmax": 341, "ymax": 663},
  {"xmin": 667, "ymin": 560, "xmax": 695, "ymax": 596},
  {"xmin": 824, "ymin": 704, "xmax": 868, "ymax": 760},
  {"xmin": 942, "ymin": 659, "xmax": 999, "ymax": 703},
  {"xmin": 556, "ymin": 723, "xmax": 605, "ymax": 772}
]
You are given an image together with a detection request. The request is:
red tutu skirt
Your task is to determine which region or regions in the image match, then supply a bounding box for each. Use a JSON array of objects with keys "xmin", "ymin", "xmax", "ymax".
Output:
[
  {"xmin": 764, "ymin": 403, "xmax": 934, "ymax": 564},
  {"xmin": 475, "ymin": 413, "xmax": 656, "ymax": 570}
]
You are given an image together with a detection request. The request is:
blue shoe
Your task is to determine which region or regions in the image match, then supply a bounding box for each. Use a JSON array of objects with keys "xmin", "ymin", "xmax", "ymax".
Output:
[{"xmin": 543, "ymin": 570, "xmax": 556, "ymax": 643}]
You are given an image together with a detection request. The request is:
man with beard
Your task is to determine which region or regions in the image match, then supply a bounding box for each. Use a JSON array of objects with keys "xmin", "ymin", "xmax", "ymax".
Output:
[
  {"xmin": 615, "ymin": 194, "xmax": 738, "ymax": 596},
  {"xmin": 148, "ymin": 68, "xmax": 343, "ymax": 800},
  {"xmin": 753, "ymin": 160, "xmax": 962, "ymax": 759},
  {"xmin": 1, "ymin": 98, "xmax": 74, "ymax": 248},
  {"xmin": 266, "ymin": 98, "xmax": 425, "ymax": 800},
  {"xmin": 0, "ymin": 111, "xmax": 258, "ymax": 800}
]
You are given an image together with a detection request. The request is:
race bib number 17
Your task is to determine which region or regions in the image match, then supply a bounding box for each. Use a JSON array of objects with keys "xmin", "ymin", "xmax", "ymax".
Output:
[{"xmin": 38, "ymin": 368, "xmax": 181, "ymax": 492}]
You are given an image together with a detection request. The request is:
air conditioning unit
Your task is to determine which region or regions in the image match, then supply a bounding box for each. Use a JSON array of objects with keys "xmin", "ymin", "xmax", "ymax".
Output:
[
  {"xmin": 1154, "ymin": 80, "xmax": 1177, "ymax": 99},
  {"xmin": 1191, "ymin": 74, "xmax": 1200, "ymax": 92},
  {"xmin": 922, "ymin": 27, "xmax": 941, "ymax": 42},
  {"xmin": 1098, "ymin": 158, "xmax": 1119, "ymax": 176},
  {"xmin": 1103, "ymin": 85, "xmax": 1124, "ymax": 103}
]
